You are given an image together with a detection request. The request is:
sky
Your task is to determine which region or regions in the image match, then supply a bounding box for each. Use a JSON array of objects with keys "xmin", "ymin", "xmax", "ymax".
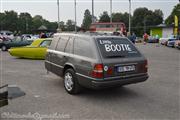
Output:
[{"xmin": 0, "ymin": 0, "xmax": 179, "ymax": 26}]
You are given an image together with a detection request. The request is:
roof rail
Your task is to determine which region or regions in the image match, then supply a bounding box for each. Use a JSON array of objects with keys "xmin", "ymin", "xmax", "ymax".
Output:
[{"xmin": 55, "ymin": 31, "xmax": 125, "ymax": 37}]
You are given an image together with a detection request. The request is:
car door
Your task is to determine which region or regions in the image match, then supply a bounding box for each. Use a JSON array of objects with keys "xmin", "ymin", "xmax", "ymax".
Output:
[
  {"xmin": 50, "ymin": 36, "xmax": 70, "ymax": 76},
  {"xmin": 45, "ymin": 36, "xmax": 60, "ymax": 73},
  {"xmin": 25, "ymin": 40, "xmax": 51, "ymax": 59},
  {"xmin": 8, "ymin": 37, "xmax": 23, "ymax": 48}
]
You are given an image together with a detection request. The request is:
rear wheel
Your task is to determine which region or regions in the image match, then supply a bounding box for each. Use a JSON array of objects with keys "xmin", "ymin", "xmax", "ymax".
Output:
[
  {"xmin": 64, "ymin": 69, "xmax": 81, "ymax": 94},
  {"xmin": 1, "ymin": 45, "xmax": 7, "ymax": 51}
]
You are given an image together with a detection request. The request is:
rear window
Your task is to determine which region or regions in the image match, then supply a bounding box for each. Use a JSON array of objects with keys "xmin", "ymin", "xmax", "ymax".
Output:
[{"xmin": 97, "ymin": 38, "xmax": 141, "ymax": 58}]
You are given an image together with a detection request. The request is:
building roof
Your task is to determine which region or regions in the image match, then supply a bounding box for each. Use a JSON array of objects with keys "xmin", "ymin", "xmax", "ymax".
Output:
[
  {"xmin": 38, "ymin": 25, "xmax": 47, "ymax": 30},
  {"xmin": 153, "ymin": 23, "xmax": 174, "ymax": 28},
  {"xmin": 91, "ymin": 22, "xmax": 125, "ymax": 25}
]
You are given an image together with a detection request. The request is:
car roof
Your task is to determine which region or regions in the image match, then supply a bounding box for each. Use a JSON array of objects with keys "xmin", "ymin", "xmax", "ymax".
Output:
[
  {"xmin": 54, "ymin": 32, "xmax": 127, "ymax": 40},
  {"xmin": 0, "ymin": 30, "xmax": 13, "ymax": 33}
]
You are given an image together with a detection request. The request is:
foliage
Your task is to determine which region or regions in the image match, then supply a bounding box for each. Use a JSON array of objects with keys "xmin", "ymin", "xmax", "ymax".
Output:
[
  {"xmin": 132, "ymin": 7, "xmax": 163, "ymax": 36},
  {"xmin": 99, "ymin": 11, "xmax": 110, "ymax": 22},
  {"xmin": 112, "ymin": 12, "xmax": 130, "ymax": 28},
  {"xmin": 18, "ymin": 12, "xmax": 33, "ymax": 34},
  {"xmin": 65, "ymin": 19, "xmax": 75, "ymax": 31},
  {"xmin": 0, "ymin": 11, "xmax": 18, "ymax": 32},
  {"xmin": 0, "ymin": 11, "xmax": 58, "ymax": 34},
  {"xmin": 82, "ymin": 9, "xmax": 92, "ymax": 30},
  {"xmin": 0, "ymin": 10, "xmax": 81, "ymax": 34},
  {"xmin": 165, "ymin": 3, "xmax": 180, "ymax": 25}
]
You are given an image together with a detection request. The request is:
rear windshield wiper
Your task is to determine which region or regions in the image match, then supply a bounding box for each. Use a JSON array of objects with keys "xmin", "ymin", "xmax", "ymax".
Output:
[{"xmin": 106, "ymin": 55, "xmax": 125, "ymax": 58}]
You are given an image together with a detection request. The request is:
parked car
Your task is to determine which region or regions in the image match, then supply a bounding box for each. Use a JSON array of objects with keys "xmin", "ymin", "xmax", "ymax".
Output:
[
  {"xmin": 160, "ymin": 38, "xmax": 169, "ymax": 45},
  {"xmin": 9, "ymin": 38, "xmax": 52, "ymax": 59},
  {"xmin": 0, "ymin": 30, "xmax": 14, "ymax": 40},
  {"xmin": 148, "ymin": 36, "xmax": 159, "ymax": 43},
  {"xmin": 21, "ymin": 34, "xmax": 39, "ymax": 41},
  {"xmin": 160, "ymin": 35, "xmax": 177, "ymax": 46},
  {"xmin": 0, "ymin": 38, "xmax": 3, "ymax": 43},
  {"xmin": 174, "ymin": 40, "xmax": 180, "ymax": 49},
  {"xmin": 135, "ymin": 37, "xmax": 142, "ymax": 43},
  {"xmin": 0, "ymin": 36, "xmax": 33, "ymax": 51},
  {"xmin": 45, "ymin": 33, "xmax": 149, "ymax": 94},
  {"xmin": 167, "ymin": 39, "xmax": 177, "ymax": 47}
]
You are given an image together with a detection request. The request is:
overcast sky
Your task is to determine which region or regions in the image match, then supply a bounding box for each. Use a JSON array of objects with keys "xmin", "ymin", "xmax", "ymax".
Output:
[{"xmin": 0, "ymin": 0, "xmax": 179, "ymax": 26}]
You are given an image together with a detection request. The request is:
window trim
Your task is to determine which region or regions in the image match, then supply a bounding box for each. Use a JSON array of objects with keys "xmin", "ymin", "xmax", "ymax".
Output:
[{"xmin": 64, "ymin": 37, "xmax": 74, "ymax": 54}]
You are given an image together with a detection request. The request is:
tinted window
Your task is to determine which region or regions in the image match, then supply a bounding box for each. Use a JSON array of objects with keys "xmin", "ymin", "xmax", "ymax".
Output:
[
  {"xmin": 56, "ymin": 36, "xmax": 69, "ymax": 52},
  {"xmin": 97, "ymin": 38, "xmax": 141, "ymax": 58},
  {"xmin": 50, "ymin": 36, "xmax": 60, "ymax": 50},
  {"xmin": 65, "ymin": 37, "xmax": 74, "ymax": 53},
  {"xmin": 74, "ymin": 37, "xmax": 93, "ymax": 58}
]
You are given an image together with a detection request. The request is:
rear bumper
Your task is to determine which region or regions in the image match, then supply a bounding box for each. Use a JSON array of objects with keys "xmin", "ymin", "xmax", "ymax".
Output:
[
  {"xmin": 167, "ymin": 43, "xmax": 174, "ymax": 47},
  {"xmin": 91, "ymin": 74, "xmax": 148, "ymax": 89},
  {"xmin": 77, "ymin": 73, "xmax": 149, "ymax": 89}
]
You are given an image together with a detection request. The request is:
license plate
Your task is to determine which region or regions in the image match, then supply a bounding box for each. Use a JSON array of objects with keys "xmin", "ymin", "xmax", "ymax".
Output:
[{"xmin": 117, "ymin": 65, "xmax": 135, "ymax": 72}]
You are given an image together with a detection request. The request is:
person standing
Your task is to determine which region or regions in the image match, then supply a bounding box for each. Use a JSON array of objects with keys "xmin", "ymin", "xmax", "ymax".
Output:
[
  {"xmin": 132, "ymin": 32, "xmax": 136, "ymax": 44},
  {"xmin": 143, "ymin": 33, "xmax": 148, "ymax": 44}
]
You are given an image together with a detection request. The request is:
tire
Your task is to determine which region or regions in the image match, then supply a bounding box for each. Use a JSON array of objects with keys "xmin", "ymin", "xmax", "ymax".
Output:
[
  {"xmin": 64, "ymin": 69, "xmax": 81, "ymax": 94},
  {"xmin": 1, "ymin": 45, "xmax": 7, "ymax": 51}
]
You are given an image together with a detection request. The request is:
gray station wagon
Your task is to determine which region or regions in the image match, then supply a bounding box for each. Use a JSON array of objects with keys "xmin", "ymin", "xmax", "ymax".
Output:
[{"xmin": 45, "ymin": 33, "xmax": 149, "ymax": 94}]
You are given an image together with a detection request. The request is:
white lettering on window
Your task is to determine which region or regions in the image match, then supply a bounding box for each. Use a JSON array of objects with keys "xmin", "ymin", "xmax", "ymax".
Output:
[{"xmin": 104, "ymin": 44, "xmax": 132, "ymax": 52}]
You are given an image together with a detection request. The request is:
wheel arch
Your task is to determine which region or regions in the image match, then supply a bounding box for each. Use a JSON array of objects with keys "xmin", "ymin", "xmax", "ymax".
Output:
[{"xmin": 63, "ymin": 63, "xmax": 76, "ymax": 75}]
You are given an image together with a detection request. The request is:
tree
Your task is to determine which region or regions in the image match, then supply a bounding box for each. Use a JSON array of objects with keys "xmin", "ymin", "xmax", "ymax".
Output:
[
  {"xmin": 0, "ymin": 12, "xmax": 5, "ymax": 30},
  {"xmin": 66, "ymin": 19, "xmax": 75, "ymax": 31},
  {"xmin": 82, "ymin": 9, "xmax": 92, "ymax": 30},
  {"xmin": 152, "ymin": 9, "xmax": 163, "ymax": 25},
  {"xmin": 32, "ymin": 15, "xmax": 44, "ymax": 30},
  {"xmin": 0, "ymin": 11, "xmax": 58, "ymax": 34},
  {"xmin": 18, "ymin": 12, "xmax": 33, "ymax": 34},
  {"xmin": 132, "ymin": 7, "xmax": 163, "ymax": 36},
  {"xmin": 112, "ymin": 12, "xmax": 130, "ymax": 28},
  {"xmin": 165, "ymin": 3, "xmax": 180, "ymax": 25},
  {"xmin": 99, "ymin": 11, "xmax": 110, "ymax": 22},
  {"xmin": 3, "ymin": 11, "xmax": 18, "ymax": 32}
]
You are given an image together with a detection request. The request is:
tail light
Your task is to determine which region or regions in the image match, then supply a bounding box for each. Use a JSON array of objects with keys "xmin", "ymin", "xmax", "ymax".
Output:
[
  {"xmin": 144, "ymin": 60, "xmax": 148, "ymax": 72},
  {"xmin": 91, "ymin": 64, "xmax": 104, "ymax": 78}
]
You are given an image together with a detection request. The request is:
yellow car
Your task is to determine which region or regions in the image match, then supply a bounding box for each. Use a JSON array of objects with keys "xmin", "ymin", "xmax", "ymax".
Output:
[{"xmin": 9, "ymin": 38, "xmax": 52, "ymax": 59}]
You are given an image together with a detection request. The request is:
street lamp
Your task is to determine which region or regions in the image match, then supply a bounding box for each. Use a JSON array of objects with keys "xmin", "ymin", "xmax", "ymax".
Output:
[
  {"xmin": 74, "ymin": 0, "xmax": 77, "ymax": 32},
  {"xmin": 92, "ymin": 0, "xmax": 95, "ymax": 23},
  {"xmin": 57, "ymin": 0, "xmax": 61, "ymax": 32},
  {"xmin": 129, "ymin": 0, "xmax": 131, "ymax": 34},
  {"xmin": 110, "ymin": 0, "xmax": 112, "ymax": 23}
]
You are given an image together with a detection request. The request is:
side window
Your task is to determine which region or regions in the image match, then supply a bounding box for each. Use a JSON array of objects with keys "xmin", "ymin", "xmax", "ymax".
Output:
[
  {"xmin": 74, "ymin": 37, "xmax": 94, "ymax": 58},
  {"xmin": 49, "ymin": 36, "xmax": 60, "ymax": 50},
  {"xmin": 65, "ymin": 37, "xmax": 74, "ymax": 53},
  {"xmin": 56, "ymin": 36, "xmax": 69, "ymax": 52},
  {"xmin": 40, "ymin": 40, "xmax": 52, "ymax": 47}
]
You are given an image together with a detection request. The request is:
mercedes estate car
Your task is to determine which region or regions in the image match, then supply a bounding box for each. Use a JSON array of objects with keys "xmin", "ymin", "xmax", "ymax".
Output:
[{"xmin": 45, "ymin": 33, "xmax": 149, "ymax": 94}]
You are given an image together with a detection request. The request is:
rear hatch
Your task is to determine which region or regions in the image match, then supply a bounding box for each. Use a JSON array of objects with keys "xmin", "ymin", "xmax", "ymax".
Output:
[{"xmin": 96, "ymin": 37, "xmax": 147, "ymax": 78}]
